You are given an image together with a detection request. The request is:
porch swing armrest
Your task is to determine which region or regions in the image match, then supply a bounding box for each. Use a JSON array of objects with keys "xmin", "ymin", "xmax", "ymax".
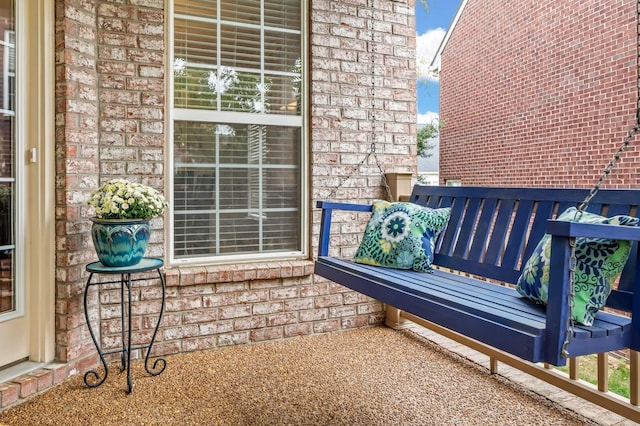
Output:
[
  {"xmin": 543, "ymin": 219, "xmax": 640, "ymax": 364},
  {"xmin": 316, "ymin": 201, "xmax": 373, "ymax": 257},
  {"xmin": 546, "ymin": 220, "xmax": 640, "ymax": 241},
  {"xmin": 316, "ymin": 201, "xmax": 373, "ymax": 212},
  {"xmin": 543, "ymin": 231, "xmax": 574, "ymax": 365}
]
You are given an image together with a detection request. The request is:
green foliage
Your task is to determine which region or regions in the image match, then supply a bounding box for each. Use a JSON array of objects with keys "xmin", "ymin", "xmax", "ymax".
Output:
[
  {"xmin": 556, "ymin": 355, "xmax": 630, "ymax": 398},
  {"xmin": 417, "ymin": 121, "xmax": 439, "ymax": 158},
  {"xmin": 0, "ymin": 185, "xmax": 10, "ymax": 204}
]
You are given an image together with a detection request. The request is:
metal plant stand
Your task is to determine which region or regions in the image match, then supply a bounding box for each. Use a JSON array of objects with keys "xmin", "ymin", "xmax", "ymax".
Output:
[{"xmin": 83, "ymin": 258, "xmax": 166, "ymax": 393}]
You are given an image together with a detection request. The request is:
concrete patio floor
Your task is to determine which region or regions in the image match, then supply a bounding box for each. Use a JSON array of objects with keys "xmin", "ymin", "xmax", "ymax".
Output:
[{"xmin": 0, "ymin": 325, "xmax": 631, "ymax": 425}]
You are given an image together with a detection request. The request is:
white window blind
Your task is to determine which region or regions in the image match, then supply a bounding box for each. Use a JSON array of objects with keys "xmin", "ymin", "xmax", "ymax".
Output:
[{"xmin": 172, "ymin": 0, "xmax": 303, "ymax": 262}]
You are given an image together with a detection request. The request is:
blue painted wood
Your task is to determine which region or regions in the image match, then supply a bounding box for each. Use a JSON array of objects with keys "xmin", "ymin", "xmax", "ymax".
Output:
[
  {"xmin": 315, "ymin": 186, "xmax": 640, "ymax": 365},
  {"xmin": 317, "ymin": 201, "xmax": 371, "ymax": 257},
  {"xmin": 452, "ymin": 197, "xmax": 482, "ymax": 258},
  {"xmin": 543, "ymin": 234, "xmax": 573, "ymax": 365},
  {"xmin": 503, "ymin": 199, "xmax": 536, "ymax": 270},
  {"xmin": 467, "ymin": 198, "xmax": 498, "ymax": 262},
  {"xmin": 484, "ymin": 198, "xmax": 515, "ymax": 265},
  {"xmin": 631, "ymin": 244, "xmax": 640, "ymax": 350}
]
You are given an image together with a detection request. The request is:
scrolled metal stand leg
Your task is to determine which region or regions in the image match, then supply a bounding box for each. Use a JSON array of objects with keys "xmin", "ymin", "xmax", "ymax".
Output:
[
  {"xmin": 144, "ymin": 268, "xmax": 166, "ymax": 377},
  {"xmin": 126, "ymin": 273, "xmax": 133, "ymax": 393},
  {"xmin": 120, "ymin": 274, "xmax": 126, "ymax": 371},
  {"xmin": 83, "ymin": 273, "xmax": 109, "ymax": 388}
]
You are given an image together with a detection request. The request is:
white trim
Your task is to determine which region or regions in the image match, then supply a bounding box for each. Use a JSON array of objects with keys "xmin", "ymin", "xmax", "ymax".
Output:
[
  {"xmin": 25, "ymin": 0, "xmax": 56, "ymax": 363},
  {"xmin": 13, "ymin": 0, "xmax": 25, "ymax": 321},
  {"xmin": 430, "ymin": 0, "xmax": 469, "ymax": 71},
  {"xmin": 166, "ymin": 0, "xmax": 175, "ymax": 271},
  {"xmin": 170, "ymin": 249, "xmax": 306, "ymax": 267},
  {"xmin": 175, "ymin": 13, "xmax": 302, "ymax": 36},
  {"xmin": 172, "ymin": 108, "xmax": 302, "ymax": 127}
]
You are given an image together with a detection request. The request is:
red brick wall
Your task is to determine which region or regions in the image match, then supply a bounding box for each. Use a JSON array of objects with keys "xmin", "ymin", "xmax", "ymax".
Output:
[
  {"xmin": 439, "ymin": 0, "xmax": 640, "ymax": 188},
  {"xmin": 51, "ymin": 0, "xmax": 416, "ymax": 376}
]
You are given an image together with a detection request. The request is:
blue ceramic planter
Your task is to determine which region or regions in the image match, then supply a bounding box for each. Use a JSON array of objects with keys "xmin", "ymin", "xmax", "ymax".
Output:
[{"xmin": 90, "ymin": 218, "xmax": 151, "ymax": 267}]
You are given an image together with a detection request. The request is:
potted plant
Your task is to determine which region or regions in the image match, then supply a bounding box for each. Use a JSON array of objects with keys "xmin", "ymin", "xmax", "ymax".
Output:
[{"xmin": 87, "ymin": 179, "xmax": 167, "ymax": 267}]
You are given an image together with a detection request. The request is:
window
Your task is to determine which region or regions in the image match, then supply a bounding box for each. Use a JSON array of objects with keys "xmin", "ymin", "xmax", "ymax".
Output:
[
  {"xmin": 171, "ymin": 0, "xmax": 305, "ymax": 264},
  {"xmin": 0, "ymin": 6, "xmax": 15, "ymax": 316}
]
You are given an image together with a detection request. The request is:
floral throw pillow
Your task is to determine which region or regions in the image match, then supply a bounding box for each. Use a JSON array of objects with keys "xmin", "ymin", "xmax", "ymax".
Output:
[
  {"xmin": 516, "ymin": 207, "xmax": 638, "ymax": 326},
  {"xmin": 354, "ymin": 200, "xmax": 451, "ymax": 272}
]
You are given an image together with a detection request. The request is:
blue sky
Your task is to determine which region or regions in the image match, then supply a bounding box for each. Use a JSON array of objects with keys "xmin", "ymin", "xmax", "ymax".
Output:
[{"xmin": 416, "ymin": 1, "xmax": 463, "ymax": 125}]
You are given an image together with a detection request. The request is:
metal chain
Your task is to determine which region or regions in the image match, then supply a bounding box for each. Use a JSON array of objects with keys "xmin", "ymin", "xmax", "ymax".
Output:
[
  {"xmin": 561, "ymin": 0, "xmax": 640, "ymax": 358},
  {"xmin": 326, "ymin": 0, "xmax": 393, "ymax": 202},
  {"xmin": 560, "ymin": 237, "xmax": 577, "ymax": 358},
  {"xmin": 561, "ymin": 119, "xmax": 640, "ymax": 357},
  {"xmin": 576, "ymin": 121, "xmax": 640, "ymax": 215},
  {"xmin": 368, "ymin": 1, "xmax": 393, "ymax": 202}
]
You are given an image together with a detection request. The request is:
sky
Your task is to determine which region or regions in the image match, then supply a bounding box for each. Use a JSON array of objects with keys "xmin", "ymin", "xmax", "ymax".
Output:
[{"xmin": 416, "ymin": 0, "xmax": 463, "ymax": 127}]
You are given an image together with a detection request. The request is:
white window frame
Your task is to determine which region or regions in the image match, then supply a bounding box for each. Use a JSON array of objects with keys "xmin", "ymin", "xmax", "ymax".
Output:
[{"xmin": 167, "ymin": 0, "xmax": 308, "ymax": 266}]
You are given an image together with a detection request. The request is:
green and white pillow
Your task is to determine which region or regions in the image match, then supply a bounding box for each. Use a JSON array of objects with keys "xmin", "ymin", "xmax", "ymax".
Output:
[
  {"xmin": 516, "ymin": 207, "xmax": 638, "ymax": 326},
  {"xmin": 354, "ymin": 200, "xmax": 451, "ymax": 272}
]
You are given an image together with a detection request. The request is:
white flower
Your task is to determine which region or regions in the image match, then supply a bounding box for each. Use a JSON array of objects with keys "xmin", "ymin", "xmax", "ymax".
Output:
[{"xmin": 87, "ymin": 179, "xmax": 167, "ymax": 220}]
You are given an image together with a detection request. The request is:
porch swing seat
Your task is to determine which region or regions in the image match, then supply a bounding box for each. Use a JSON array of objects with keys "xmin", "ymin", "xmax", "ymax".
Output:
[{"xmin": 315, "ymin": 185, "xmax": 640, "ymax": 366}]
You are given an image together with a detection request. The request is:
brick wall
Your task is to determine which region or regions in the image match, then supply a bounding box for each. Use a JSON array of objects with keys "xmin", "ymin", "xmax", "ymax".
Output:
[
  {"xmin": 55, "ymin": 0, "xmax": 101, "ymax": 368},
  {"xmin": 54, "ymin": 0, "xmax": 167, "ymax": 372},
  {"xmin": 50, "ymin": 0, "xmax": 417, "ymax": 379},
  {"xmin": 97, "ymin": 262, "xmax": 383, "ymax": 360},
  {"xmin": 310, "ymin": 0, "xmax": 417, "ymax": 260},
  {"xmin": 439, "ymin": 0, "xmax": 640, "ymax": 188}
]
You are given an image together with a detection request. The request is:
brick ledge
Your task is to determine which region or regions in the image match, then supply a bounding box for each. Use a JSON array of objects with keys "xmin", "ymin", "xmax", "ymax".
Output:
[
  {"xmin": 164, "ymin": 260, "xmax": 315, "ymax": 287},
  {"xmin": 0, "ymin": 362, "xmax": 68, "ymax": 411}
]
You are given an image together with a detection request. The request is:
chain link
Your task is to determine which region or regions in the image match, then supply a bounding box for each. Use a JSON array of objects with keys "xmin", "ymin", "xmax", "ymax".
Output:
[
  {"xmin": 326, "ymin": 0, "xmax": 393, "ymax": 202},
  {"xmin": 560, "ymin": 237, "xmax": 577, "ymax": 358},
  {"xmin": 368, "ymin": 0, "xmax": 392, "ymax": 202},
  {"xmin": 576, "ymin": 122, "xmax": 640, "ymax": 215}
]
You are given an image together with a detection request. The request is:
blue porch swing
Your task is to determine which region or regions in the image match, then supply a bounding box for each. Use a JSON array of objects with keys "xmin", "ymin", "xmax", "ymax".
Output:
[{"xmin": 314, "ymin": 0, "xmax": 640, "ymax": 368}]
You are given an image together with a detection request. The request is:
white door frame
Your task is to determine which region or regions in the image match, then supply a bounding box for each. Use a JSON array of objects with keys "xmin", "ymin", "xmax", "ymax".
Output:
[
  {"xmin": 24, "ymin": 0, "xmax": 55, "ymax": 364},
  {"xmin": 0, "ymin": 0, "xmax": 55, "ymax": 368}
]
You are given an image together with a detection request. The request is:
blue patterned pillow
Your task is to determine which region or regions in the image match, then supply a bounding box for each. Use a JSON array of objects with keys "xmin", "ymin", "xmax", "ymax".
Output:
[
  {"xmin": 516, "ymin": 207, "xmax": 638, "ymax": 326},
  {"xmin": 354, "ymin": 201, "xmax": 451, "ymax": 272}
]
